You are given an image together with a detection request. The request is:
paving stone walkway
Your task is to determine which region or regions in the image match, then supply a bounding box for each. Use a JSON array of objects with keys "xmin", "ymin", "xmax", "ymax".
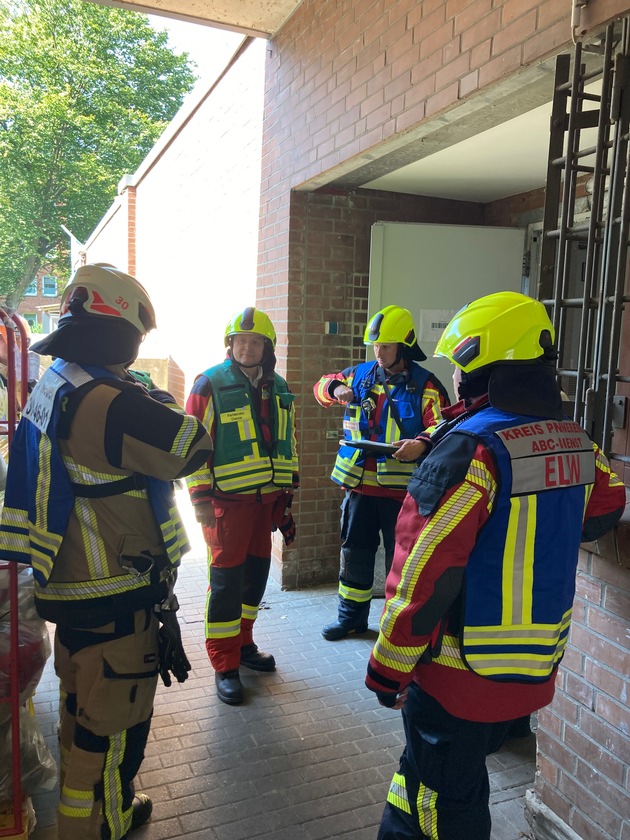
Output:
[{"xmin": 29, "ymin": 494, "xmax": 536, "ymax": 840}]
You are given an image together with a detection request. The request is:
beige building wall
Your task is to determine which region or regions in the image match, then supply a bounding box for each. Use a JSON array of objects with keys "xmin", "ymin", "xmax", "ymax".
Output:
[{"xmin": 84, "ymin": 37, "xmax": 266, "ymax": 394}]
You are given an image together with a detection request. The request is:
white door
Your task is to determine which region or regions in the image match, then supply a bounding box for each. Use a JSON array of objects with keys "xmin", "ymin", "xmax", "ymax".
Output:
[{"xmin": 369, "ymin": 222, "xmax": 525, "ymax": 400}]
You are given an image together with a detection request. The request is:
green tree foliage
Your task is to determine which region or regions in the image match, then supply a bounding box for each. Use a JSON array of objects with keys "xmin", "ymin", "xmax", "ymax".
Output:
[{"xmin": 0, "ymin": 0, "xmax": 196, "ymax": 305}]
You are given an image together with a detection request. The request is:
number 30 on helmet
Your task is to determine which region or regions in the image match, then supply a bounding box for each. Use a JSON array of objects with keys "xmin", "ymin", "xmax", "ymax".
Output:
[{"xmin": 60, "ymin": 263, "xmax": 156, "ymax": 336}]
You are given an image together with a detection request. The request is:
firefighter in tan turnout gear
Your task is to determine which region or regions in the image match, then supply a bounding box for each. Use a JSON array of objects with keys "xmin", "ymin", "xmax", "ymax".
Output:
[{"xmin": 0, "ymin": 264, "xmax": 213, "ymax": 840}]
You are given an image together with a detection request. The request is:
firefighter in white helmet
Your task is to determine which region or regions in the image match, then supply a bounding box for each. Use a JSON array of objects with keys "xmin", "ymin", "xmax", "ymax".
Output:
[
  {"xmin": 314, "ymin": 305, "xmax": 449, "ymax": 641},
  {"xmin": 0, "ymin": 263, "xmax": 213, "ymax": 840},
  {"xmin": 186, "ymin": 307, "xmax": 299, "ymax": 705}
]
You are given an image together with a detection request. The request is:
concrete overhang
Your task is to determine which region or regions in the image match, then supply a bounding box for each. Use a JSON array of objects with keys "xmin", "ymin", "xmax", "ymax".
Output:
[{"xmin": 92, "ymin": 0, "xmax": 303, "ymax": 37}]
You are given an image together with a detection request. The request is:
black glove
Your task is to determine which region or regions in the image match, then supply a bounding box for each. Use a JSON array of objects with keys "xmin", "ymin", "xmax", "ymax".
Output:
[
  {"xmin": 156, "ymin": 603, "xmax": 191, "ymax": 687},
  {"xmin": 375, "ymin": 691, "xmax": 398, "ymax": 708}
]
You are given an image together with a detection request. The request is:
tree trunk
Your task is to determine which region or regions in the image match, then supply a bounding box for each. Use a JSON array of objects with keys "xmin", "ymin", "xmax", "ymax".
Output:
[{"xmin": 4, "ymin": 254, "xmax": 41, "ymax": 311}]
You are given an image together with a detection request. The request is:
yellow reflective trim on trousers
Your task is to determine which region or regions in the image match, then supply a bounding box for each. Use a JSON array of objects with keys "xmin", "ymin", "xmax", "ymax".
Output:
[
  {"xmin": 339, "ymin": 582, "xmax": 372, "ymax": 603},
  {"xmin": 242, "ymin": 602, "xmax": 259, "ymax": 622},
  {"xmin": 418, "ymin": 783, "xmax": 439, "ymax": 839},
  {"xmin": 76, "ymin": 497, "xmax": 108, "ymax": 580},
  {"xmin": 103, "ymin": 731, "xmax": 127, "ymax": 840},
  {"xmin": 206, "ymin": 618, "xmax": 241, "ymax": 640},
  {"xmin": 59, "ymin": 785, "xmax": 94, "ymax": 819},
  {"xmin": 386, "ymin": 772, "xmax": 412, "ymax": 814}
]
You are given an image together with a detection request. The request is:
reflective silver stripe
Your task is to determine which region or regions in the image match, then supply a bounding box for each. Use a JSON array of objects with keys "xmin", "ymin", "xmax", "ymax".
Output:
[
  {"xmin": 76, "ymin": 497, "xmax": 108, "ymax": 580},
  {"xmin": 417, "ymin": 782, "xmax": 438, "ymax": 839},
  {"xmin": 386, "ymin": 772, "xmax": 411, "ymax": 814},
  {"xmin": 35, "ymin": 575, "xmax": 149, "ymax": 600},
  {"xmin": 103, "ymin": 732, "xmax": 127, "ymax": 839}
]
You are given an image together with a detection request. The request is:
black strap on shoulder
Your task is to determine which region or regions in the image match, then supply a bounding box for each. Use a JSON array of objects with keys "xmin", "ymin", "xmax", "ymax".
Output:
[
  {"xmin": 55, "ymin": 375, "xmax": 147, "ymax": 498},
  {"xmin": 57, "ymin": 377, "xmax": 134, "ymax": 439},
  {"xmin": 375, "ymin": 365, "xmax": 407, "ymax": 436}
]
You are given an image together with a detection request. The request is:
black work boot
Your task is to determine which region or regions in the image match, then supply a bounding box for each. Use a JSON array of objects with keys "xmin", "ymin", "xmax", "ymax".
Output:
[
  {"xmin": 321, "ymin": 620, "xmax": 369, "ymax": 641},
  {"xmin": 130, "ymin": 793, "xmax": 153, "ymax": 831},
  {"xmin": 215, "ymin": 669, "xmax": 243, "ymax": 705},
  {"xmin": 240, "ymin": 644, "xmax": 276, "ymax": 672}
]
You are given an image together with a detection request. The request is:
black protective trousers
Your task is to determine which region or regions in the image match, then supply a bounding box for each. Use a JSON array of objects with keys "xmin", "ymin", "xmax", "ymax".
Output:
[
  {"xmin": 378, "ymin": 683, "xmax": 512, "ymax": 840},
  {"xmin": 337, "ymin": 490, "xmax": 402, "ymax": 626}
]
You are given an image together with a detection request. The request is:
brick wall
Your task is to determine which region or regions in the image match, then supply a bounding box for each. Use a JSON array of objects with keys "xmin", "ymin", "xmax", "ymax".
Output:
[
  {"xmin": 263, "ymin": 5, "xmax": 630, "ymax": 840},
  {"xmin": 257, "ymin": 0, "xmax": 584, "ymax": 585},
  {"xmin": 277, "ymin": 186, "xmax": 485, "ymax": 587},
  {"xmin": 167, "ymin": 355, "xmax": 186, "ymax": 407},
  {"xmin": 533, "ymin": 549, "xmax": 630, "ymax": 839}
]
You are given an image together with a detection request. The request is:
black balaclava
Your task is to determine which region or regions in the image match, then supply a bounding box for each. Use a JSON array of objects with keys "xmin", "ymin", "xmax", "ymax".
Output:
[
  {"xmin": 30, "ymin": 313, "xmax": 142, "ymax": 366},
  {"xmin": 458, "ymin": 355, "xmax": 564, "ymax": 420}
]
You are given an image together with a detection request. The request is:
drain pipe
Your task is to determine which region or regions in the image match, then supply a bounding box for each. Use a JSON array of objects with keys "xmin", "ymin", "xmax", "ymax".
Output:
[{"xmin": 572, "ymin": 0, "xmax": 589, "ymax": 43}]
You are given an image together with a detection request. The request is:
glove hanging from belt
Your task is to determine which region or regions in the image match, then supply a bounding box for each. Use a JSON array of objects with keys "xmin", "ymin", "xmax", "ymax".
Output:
[
  {"xmin": 155, "ymin": 589, "xmax": 191, "ymax": 687},
  {"xmin": 271, "ymin": 491, "xmax": 296, "ymax": 546}
]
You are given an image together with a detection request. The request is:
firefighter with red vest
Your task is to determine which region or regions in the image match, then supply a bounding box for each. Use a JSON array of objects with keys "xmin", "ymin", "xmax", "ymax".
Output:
[
  {"xmin": 314, "ymin": 305, "xmax": 449, "ymax": 641},
  {"xmin": 366, "ymin": 292, "xmax": 626, "ymax": 840},
  {"xmin": 185, "ymin": 307, "xmax": 299, "ymax": 705},
  {"xmin": 0, "ymin": 264, "xmax": 213, "ymax": 840}
]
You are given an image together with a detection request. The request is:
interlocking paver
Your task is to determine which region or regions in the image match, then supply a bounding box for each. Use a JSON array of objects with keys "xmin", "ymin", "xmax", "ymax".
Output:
[{"xmin": 28, "ymin": 492, "xmax": 535, "ymax": 839}]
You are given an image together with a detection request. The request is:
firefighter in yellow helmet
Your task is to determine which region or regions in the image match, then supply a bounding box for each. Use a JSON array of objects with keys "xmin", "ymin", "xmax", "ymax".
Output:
[
  {"xmin": 365, "ymin": 292, "xmax": 625, "ymax": 840},
  {"xmin": 0, "ymin": 263, "xmax": 213, "ymax": 840},
  {"xmin": 185, "ymin": 307, "xmax": 299, "ymax": 705},
  {"xmin": 314, "ymin": 305, "xmax": 449, "ymax": 641}
]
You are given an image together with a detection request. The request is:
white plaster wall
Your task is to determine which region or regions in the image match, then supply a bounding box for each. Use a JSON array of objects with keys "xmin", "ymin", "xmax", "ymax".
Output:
[
  {"xmin": 83, "ymin": 199, "xmax": 129, "ymax": 270},
  {"xmin": 134, "ymin": 38, "xmax": 265, "ymax": 391}
]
